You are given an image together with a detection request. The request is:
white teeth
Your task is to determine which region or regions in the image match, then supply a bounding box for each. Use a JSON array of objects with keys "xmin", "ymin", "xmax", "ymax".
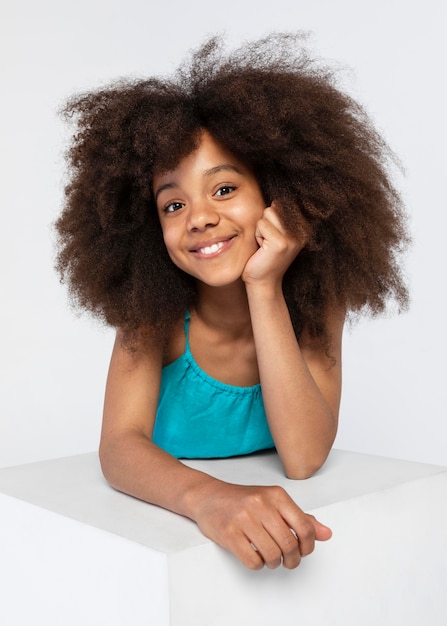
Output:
[{"xmin": 198, "ymin": 242, "xmax": 225, "ymax": 255}]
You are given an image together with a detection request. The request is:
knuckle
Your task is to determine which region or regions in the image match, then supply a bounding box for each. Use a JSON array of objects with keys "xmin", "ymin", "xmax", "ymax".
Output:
[
  {"xmin": 263, "ymin": 546, "xmax": 282, "ymax": 568},
  {"xmin": 281, "ymin": 532, "xmax": 299, "ymax": 556},
  {"xmin": 283, "ymin": 553, "xmax": 302, "ymax": 570},
  {"xmin": 303, "ymin": 544, "xmax": 315, "ymax": 556},
  {"xmin": 246, "ymin": 490, "xmax": 271, "ymax": 510},
  {"xmin": 245, "ymin": 553, "xmax": 264, "ymax": 570},
  {"xmin": 248, "ymin": 491, "xmax": 264, "ymax": 505},
  {"xmin": 269, "ymin": 485, "xmax": 287, "ymax": 499},
  {"xmin": 297, "ymin": 522, "xmax": 316, "ymax": 556},
  {"xmin": 300, "ymin": 521, "xmax": 315, "ymax": 541},
  {"xmin": 266, "ymin": 557, "xmax": 282, "ymax": 570},
  {"xmin": 218, "ymin": 521, "xmax": 243, "ymax": 546},
  {"xmin": 235, "ymin": 508, "xmax": 251, "ymax": 523}
]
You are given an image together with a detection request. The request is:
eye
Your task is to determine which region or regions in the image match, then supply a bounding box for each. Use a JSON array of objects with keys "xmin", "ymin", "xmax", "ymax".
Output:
[
  {"xmin": 163, "ymin": 201, "xmax": 184, "ymax": 214},
  {"xmin": 215, "ymin": 185, "xmax": 235, "ymax": 197}
]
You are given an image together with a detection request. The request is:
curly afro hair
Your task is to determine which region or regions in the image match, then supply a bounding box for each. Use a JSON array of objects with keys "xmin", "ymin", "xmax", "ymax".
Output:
[{"xmin": 55, "ymin": 33, "xmax": 409, "ymax": 348}]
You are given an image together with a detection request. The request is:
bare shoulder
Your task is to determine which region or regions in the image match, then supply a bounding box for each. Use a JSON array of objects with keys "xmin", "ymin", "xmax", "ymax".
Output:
[
  {"xmin": 162, "ymin": 316, "xmax": 186, "ymax": 366},
  {"xmin": 101, "ymin": 328, "xmax": 165, "ymax": 440}
]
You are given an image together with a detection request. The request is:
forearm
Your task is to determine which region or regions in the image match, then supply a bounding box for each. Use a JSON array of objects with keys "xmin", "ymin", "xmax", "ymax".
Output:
[
  {"xmin": 99, "ymin": 428, "xmax": 334, "ymax": 571},
  {"xmin": 246, "ymin": 283, "xmax": 339, "ymax": 478},
  {"xmin": 99, "ymin": 430, "xmax": 219, "ymax": 519}
]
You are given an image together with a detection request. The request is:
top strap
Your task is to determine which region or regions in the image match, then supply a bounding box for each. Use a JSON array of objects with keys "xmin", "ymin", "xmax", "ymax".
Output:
[{"xmin": 183, "ymin": 311, "xmax": 191, "ymax": 352}]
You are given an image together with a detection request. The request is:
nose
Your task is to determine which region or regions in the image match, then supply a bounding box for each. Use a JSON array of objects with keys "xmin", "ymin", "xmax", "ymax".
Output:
[{"xmin": 186, "ymin": 197, "xmax": 220, "ymax": 231}]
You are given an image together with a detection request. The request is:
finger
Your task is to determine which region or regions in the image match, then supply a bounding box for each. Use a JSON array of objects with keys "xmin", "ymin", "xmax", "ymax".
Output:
[
  {"xmin": 278, "ymin": 504, "xmax": 317, "ymax": 557},
  {"xmin": 289, "ymin": 515, "xmax": 332, "ymax": 557},
  {"xmin": 293, "ymin": 517, "xmax": 317, "ymax": 557},
  {"xmin": 265, "ymin": 203, "xmax": 309, "ymax": 251},
  {"xmin": 257, "ymin": 512, "xmax": 302, "ymax": 569},
  {"xmin": 248, "ymin": 529, "xmax": 284, "ymax": 570},
  {"xmin": 263, "ymin": 205, "xmax": 285, "ymax": 231},
  {"xmin": 223, "ymin": 531, "xmax": 265, "ymax": 570},
  {"xmin": 260, "ymin": 208, "xmax": 303, "ymax": 257},
  {"xmin": 271, "ymin": 525, "xmax": 302, "ymax": 570},
  {"xmin": 239, "ymin": 544, "xmax": 265, "ymax": 570},
  {"xmin": 254, "ymin": 222, "xmax": 265, "ymax": 248},
  {"xmin": 255, "ymin": 215, "xmax": 288, "ymax": 251}
]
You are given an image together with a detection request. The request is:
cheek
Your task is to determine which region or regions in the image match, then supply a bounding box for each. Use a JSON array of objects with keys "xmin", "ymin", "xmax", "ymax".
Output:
[
  {"xmin": 232, "ymin": 197, "xmax": 265, "ymax": 225},
  {"xmin": 243, "ymin": 206, "xmax": 265, "ymax": 235},
  {"xmin": 161, "ymin": 227, "xmax": 181, "ymax": 262}
]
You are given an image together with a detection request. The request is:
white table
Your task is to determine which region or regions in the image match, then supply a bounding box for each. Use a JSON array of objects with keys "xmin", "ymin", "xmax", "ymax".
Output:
[{"xmin": 0, "ymin": 449, "xmax": 446, "ymax": 625}]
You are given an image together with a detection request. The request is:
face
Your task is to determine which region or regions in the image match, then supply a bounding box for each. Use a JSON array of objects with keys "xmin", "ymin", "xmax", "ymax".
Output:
[{"xmin": 153, "ymin": 131, "xmax": 266, "ymax": 288}]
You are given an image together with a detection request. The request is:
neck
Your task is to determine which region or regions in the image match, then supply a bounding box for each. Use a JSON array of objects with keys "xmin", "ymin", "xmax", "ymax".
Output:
[{"xmin": 194, "ymin": 280, "xmax": 252, "ymax": 337}]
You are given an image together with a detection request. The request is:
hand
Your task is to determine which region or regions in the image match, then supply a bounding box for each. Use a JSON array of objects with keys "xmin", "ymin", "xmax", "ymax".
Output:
[
  {"xmin": 191, "ymin": 481, "xmax": 332, "ymax": 570},
  {"xmin": 242, "ymin": 204, "xmax": 306, "ymax": 288}
]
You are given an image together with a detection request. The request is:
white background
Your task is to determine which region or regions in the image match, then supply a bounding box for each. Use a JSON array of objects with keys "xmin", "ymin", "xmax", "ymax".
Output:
[{"xmin": 1, "ymin": 0, "xmax": 446, "ymax": 469}]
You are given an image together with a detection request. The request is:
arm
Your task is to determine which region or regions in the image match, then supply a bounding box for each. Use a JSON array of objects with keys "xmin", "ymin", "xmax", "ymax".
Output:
[
  {"xmin": 243, "ymin": 206, "xmax": 344, "ymax": 479},
  {"xmin": 99, "ymin": 329, "xmax": 332, "ymax": 569},
  {"xmin": 99, "ymin": 330, "xmax": 212, "ymax": 514}
]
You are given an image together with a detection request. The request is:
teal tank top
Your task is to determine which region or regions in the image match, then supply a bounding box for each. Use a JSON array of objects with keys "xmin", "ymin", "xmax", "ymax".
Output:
[{"xmin": 152, "ymin": 313, "xmax": 275, "ymax": 459}]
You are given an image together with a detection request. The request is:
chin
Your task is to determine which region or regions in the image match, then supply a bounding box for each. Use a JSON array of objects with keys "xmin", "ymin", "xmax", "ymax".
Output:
[{"xmin": 196, "ymin": 274, "xmax": 245, "ymax": 289}]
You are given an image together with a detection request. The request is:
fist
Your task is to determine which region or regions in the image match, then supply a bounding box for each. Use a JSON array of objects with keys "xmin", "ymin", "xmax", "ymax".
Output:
[{"xmin": 242, "ymin": 205, "xmax": 305, "ymax": 287}]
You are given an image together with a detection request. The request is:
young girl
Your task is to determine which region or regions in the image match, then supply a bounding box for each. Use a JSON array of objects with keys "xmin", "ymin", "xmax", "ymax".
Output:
[{"xmin": 55, "ymin": 34, "xmax": 409, "ymax": 570}]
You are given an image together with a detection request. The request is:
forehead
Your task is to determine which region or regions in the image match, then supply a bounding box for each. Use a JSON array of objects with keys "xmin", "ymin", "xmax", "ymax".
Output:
[{"xmin": 153, "ymin": 131, "xmax": 247, "ymax": 187}]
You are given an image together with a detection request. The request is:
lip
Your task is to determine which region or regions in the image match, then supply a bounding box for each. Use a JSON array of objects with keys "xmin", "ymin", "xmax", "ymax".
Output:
[{"xmin": 189, "ymin": 235, "xmax": 236, "ymax": 258}]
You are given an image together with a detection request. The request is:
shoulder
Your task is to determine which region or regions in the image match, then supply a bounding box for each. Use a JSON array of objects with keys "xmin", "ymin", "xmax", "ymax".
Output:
[
  {"xmin": 162, "ymin": 316, "xmax": 186, "ymax": 367},
  {"xmin": 112, "ymin": 326, "xmax": 164, "ymax": 368},
  {"xmin": 102, "ymin": 327, "xmax": 166, "ymax": 440}
]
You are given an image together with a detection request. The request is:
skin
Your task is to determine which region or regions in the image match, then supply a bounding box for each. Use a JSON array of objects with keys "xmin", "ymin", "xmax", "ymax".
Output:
[{"xmin": 100, "ymin": 131, "xmax": 344, "ymax": 570}]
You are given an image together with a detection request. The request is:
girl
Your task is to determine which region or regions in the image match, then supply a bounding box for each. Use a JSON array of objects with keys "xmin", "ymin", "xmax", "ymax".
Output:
[{"xmin": 55, "ymin": 34, "xmax": 409, "ymax": 570}]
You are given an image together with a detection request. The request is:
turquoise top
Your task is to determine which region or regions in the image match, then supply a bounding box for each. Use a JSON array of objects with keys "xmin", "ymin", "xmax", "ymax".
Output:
[{"xmin": 152, "ymin": 313, "xmax": 275, "ymax": 459}]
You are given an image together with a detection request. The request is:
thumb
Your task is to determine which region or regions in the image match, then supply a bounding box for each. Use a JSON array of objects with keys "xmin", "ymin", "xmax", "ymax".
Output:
[{"xmin": 311, "ymin": 516, "xmax": 333, "ymax": 542}]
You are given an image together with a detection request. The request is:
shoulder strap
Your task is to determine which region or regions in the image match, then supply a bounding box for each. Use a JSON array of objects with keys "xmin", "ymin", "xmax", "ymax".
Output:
[{"xmin": 183, "ymin": 311, "xmax": 191, "ymax": 352}]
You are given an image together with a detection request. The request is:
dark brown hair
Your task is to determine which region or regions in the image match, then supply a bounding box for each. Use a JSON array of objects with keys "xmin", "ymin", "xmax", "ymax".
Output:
[{"xmin": 55, "ymin": 33, "xmax": 409, "ymax": 347}]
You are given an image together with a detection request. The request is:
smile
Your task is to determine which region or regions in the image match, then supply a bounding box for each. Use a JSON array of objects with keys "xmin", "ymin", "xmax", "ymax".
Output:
[
  {"xmin": 198, "ymin": 242, "xmax": 225, "ymax": 255},
  {"xmin": 190, "ymin": 236, "xmax": 235, "ymax": 258}
]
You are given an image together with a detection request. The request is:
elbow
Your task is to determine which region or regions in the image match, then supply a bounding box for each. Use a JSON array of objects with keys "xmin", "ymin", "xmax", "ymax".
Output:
[
  {"xmin": 285, "ymin": 466, "xmax": 320, "ymax": 480},
  {"xmin": 283, "ymin": 423, "xmax": 337, "ymax": 480},
  {"xmin": 286, "ymin": 470, "xmax": 318, "ymax": 480},
  {"xmin": 98, "ymin": 440, "xmax": 112, "ymax": 482},
  {"xmin": 98, "ymin": 437, "xmax": 122, "ymax": 486},
  {"xmin": 283, "ymin": 452, "xmax": 329, "ymax": 480}
]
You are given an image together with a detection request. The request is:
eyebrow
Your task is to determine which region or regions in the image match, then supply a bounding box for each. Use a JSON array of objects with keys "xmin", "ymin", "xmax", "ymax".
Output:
[
  {"xmin": 203, "ymin": 164, "xmax": 243, "ymax": 178},
  {"xmin": 154, "ymin": 182, "xmax": 176, "ymax": 202},
  {"xmin": 154, "ymin": 164, "xmax": 243, "ymax": 202}
]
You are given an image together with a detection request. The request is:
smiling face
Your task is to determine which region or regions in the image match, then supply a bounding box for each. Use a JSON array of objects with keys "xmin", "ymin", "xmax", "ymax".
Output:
[{"xmin": 153, "ymin": 131, "xmax": 266, "ymax": 288}]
